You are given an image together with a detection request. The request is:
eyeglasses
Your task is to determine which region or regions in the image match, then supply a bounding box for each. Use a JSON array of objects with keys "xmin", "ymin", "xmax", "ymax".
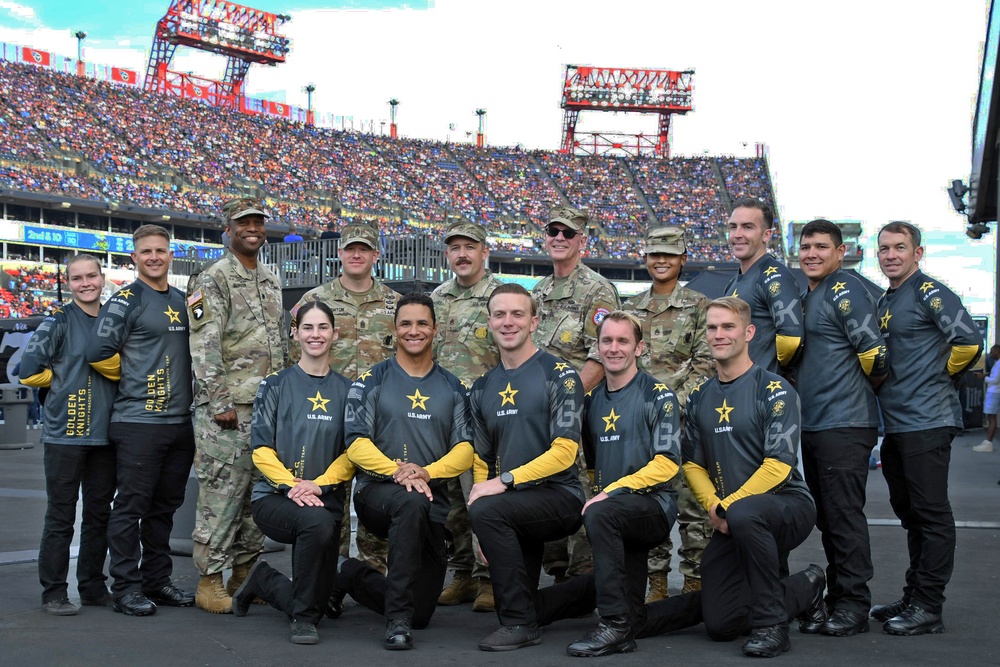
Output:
[{"xmin": 545, "ymin": 225, "xmax": 579, "ymax": 240}]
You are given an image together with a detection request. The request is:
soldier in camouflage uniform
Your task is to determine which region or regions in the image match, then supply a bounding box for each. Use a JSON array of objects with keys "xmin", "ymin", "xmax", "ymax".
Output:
[
  {"xmin": 531, "ymin": 205, "xmax": 620, "ymax": 580},
  {"xmin": 188, "ymin": 198, "xmax": 289, "ymax": 614},
  {"xmin": 431, "ymin": 221, "xmax": 504, "ymax": 612},
  {"xmin": 621, "ymin": 226, "xmax": 714, "ymax": 602},
  {"xmin": 292, "ymin": 222, "xmax": 399, "ymax": 574}
]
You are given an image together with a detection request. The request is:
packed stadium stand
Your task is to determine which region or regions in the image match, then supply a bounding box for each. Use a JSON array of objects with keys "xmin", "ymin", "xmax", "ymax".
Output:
[{"xmin": 0, "ymin": 53, "xmax": 782, "ymax": 275}]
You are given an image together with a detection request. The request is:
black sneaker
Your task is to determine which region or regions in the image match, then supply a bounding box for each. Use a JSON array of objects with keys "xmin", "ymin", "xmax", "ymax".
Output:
[
  {"xmin": 290, "ymin": 619, "xmax": 319, "ymax": 645},
  {"xmin": 478, "ymin": 624, "xmax": 542, "ymax": 652},
  {"xmin": 742, "ymin": 623, "xmax": 791, "ymax": 658},
  {"xmin": 882, "ymin": 605, "xmax": 944, "ymax": 636},
  {"xmin": 143, "ymin": 583, "xmax": 194, "ymax": 607},
  {"xmin": 566, "ymin": 617, "xmax": 636, "ymax": 657},
  {"xmin": 870, "ymin": 599, "xmax": 907, "ymax": 623},
  {"xmin": 42, "ymin": 598, "xmax": 79, "ymax": 616},
  {"xmin": 112, "ymin": 591, "xmax": 157, "ymax": 616},
  {"xmin": 384, "ymin": 618, "xmax": 413, "ymax": 650}
]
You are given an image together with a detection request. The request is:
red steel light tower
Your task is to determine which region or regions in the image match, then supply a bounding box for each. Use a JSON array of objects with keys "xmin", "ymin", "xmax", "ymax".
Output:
[
  {"xmin": 144, "ymin": 0, "xmax": 290, "ymax": 110},
  {"xmin": 475, "ymin": 108, "xmax": 486, "ymax": 148},
  {"xmin": 560, "ymin": 65, "xmax": 693, "ymax": 158}
]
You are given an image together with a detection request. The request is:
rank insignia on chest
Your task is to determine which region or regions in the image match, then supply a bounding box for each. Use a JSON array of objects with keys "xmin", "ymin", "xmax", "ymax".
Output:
[
  {"xmin": 560, "ymin": 330, "xmax": 574, "ymax": 343},
  {"xmin": 475, "ymin": 327, "xmax": 488, "ymax": 339}
]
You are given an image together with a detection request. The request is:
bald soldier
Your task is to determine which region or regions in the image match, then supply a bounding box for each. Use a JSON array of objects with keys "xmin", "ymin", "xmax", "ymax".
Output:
[
  {"xmin": 622, "ymin": 226, "xmax": 714, "ymax": 601},
  {"xmin": 188, "ymin": 198, "xmax": 288, "ymax": 614},
  {"xmin": 532, "ymin": 205, "xmax": 620, "ymax": 581},
  {"xmin": 293, "ymin": 222, "xmax": 400, "ymax": 573},
  {"xmin": 431, "ymin": 221, "xmax": 504, "ymax": 612}
]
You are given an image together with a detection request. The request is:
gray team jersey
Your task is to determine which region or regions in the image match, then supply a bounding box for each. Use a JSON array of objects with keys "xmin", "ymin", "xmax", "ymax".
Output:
[
  {"xmin": 798, "ymin": 270, "xmax": 888, "ymax": 431},
  {"xmin": 724, "ymin": 255, "xmax": 804, "ymax": 373},
  {"xmin": 345, "ymin": 357, "xmax": 472, "ymax": 523},
  {"xmin": 19, "ymin": 302, "xmax": 116, "ymax": 446},
  {"xmin": 251, "ymin": 365, "xmax": 352, "ymax": 515},
  {"xmin": 469, "ymin": 349, "xmax": 585, "ymax": 502},
  {"xmin": 88, "ymin": 280, "xmax": 193, "ymax": 424},
  {"xmin": 685, "ymin": 365, "xmax": 810, "ymax": 501},
  {"xmin": 877, "ymin": 270, "xmax": 982, "ymax": 434},
  {"xmin": 583, "ymin": 370, "xmax": 681, "ymax": 519}
]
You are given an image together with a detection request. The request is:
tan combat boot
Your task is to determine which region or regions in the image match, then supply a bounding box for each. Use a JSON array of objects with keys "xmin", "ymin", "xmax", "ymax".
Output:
[
  {"xmin": 196, "ymin": 573, "xmax": 233, "ymax": 614},
  {"xmin": 682, "ymin": 577, "xmax": 702, "ymax": 594},
  {"xmin": 226, "ymin": 557, "xmax": 258, "ymax": 596},
  {"xmin": 438, "ymin": 570, "xmax": 477, "ymax": 605},
  {"xmin": 472, "ymin": 578, "xmax": 495, "ymax": 612},
  {"xmin": 645, "ymin": 573, "xmax": 669, "ymax": 603}
]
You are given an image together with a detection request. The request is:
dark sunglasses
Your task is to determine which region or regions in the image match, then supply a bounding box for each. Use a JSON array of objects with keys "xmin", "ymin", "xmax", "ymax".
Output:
[{"xmin": 545, "ymin": 225, "xmax": 579, "ymax": 240}]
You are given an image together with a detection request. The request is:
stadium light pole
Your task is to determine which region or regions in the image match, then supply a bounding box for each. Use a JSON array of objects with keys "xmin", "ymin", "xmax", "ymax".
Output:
[
  {"xmin": 305, "ymin": 83, "xmax": 316, "ymax": 126},
  {"xmin": 388, "ymin": 98, "xmax": 399, "ymax": 139},
  {"xmin": 74, "ymin": 30, "xmax": 87, "ymax": 77},
  {"xmin": 475, "ymin": 108, "xmax": 487, "ymax": 148}
]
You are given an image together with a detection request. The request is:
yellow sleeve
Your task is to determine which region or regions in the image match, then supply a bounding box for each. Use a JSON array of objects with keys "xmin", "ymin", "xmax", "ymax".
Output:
[
  {"xmin": 775, "ymin": 335, "xmax": 802, "ymax": 368},
  {"xmin": 19, "ymin": 369, "xmax": 53, "ymax": 388},
  {"xmin": 683, "ymin": 461, "xmax": 721, "ymax": 512},
  {"xmin": 252, "ymin": 447, "xmax": 296, "ymax": 489},
  {"xmin": 509, "ymin": 437, "xmax": 578, "ymax": 485},
  {"xmin": 947, "ymin": 344, "xmax": 981, "ymax": 375},
  {"xmin": 604, "ymin": 454, "xmax": 679, "ymax": 494},
  {"xmin": 719, "ymin": 458, "xmax": 793, "ymax": 510},
  {"xmin": 89, "ymin": 353, "xmax": 121, "ymax": 382},
  {"xmin": 314, "ymin": 451, "xmax": 356, "ymax": 487},
  {"xmin": 472, "ymin": 453, "xmax": 489, "ymax": 485},
  {"xmin": 346, "ymin": 437, "xmax": 398, "ymax": 478},
  {"xmin": 424, "ymin": 442, "xmax": 473, "ymax": 480}
]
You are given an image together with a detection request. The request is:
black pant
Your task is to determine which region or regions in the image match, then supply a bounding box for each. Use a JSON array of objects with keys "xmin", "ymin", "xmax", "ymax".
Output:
[
  {"xmin": 880, "ymin": 427, "xmax": 957, "ymax": 614},
  {"xmin": 38, "ymin": 443, "xmax": 116, "ymax": 603},
  {"xmin": 347, "ymin": 482, "xmax": 447, "ymax": 627},
  {"xmin": 469, "ymin": 484, "xmax": 583, "ymax": 626},
  {"xmin": 107, "ymin": 421, "xmax": 195, "ymax": 597},
  {"xmin": 585, "ymin": 493, "xmax": 672, "ymax": 620},
  {"xmin": 251, "ymin": 493, "xmax": 341, "ymax": 624},
  {"xmin": 801, "ymin": 427, "xmax": 876, "ymax": 614}
]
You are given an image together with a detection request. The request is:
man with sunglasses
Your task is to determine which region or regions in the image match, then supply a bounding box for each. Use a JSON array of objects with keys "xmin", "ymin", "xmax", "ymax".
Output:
[{"xmin": 532, "ymin": 205, "xmax": 620, "ymax": 583}]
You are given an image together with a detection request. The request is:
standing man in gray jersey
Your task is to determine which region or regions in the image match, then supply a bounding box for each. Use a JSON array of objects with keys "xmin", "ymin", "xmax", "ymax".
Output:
[
  {"xmin": 431, "ymin": 221, "xmax": 504, "ymax": 612},
  {"xmin": 20, "ymin": 254, "xmax": 117, "ymax": 615},
  {"xmin": 871, "ymin": 221, "xmax": 981, "ymax": 636},
  {"xmin": 188, "ymin": 198, "xmax": 288, "ymax": 614},
  {"xmin": 88, "ymin": 225, "xmax": 196, "ymax": 617},
  {"xmin": 796, "ymin": 219, "xmax": 888, "ymax": 637}
]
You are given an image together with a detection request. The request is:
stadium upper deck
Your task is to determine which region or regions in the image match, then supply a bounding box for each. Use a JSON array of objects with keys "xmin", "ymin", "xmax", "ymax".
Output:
[{"xmin": 0, "ymin": 56, "xmax": 780, "ymax": 263}]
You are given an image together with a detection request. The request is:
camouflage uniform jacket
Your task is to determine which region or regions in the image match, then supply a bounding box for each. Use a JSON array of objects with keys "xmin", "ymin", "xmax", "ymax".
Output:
[
  {"xmin": 431, "ymin": 270, "xmax": 505, "ymax": 388},
  {"xmin": 621, "ymin": 283, "xmax": 713, "ymax": 408},
  {"xmin": 532, "ymin": 262, "xmax": 620, "ymax": 370},
  {"xmin": 293, "ymin": 278, "xmax": 400, "ymax": 379},
  {"xmin": 188, "ymin": 251, "xmax": 288, "ymax": 414}
]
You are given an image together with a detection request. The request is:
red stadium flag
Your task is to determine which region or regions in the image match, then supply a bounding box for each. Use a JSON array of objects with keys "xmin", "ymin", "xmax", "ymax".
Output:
[
  {"xmin": 265, "ymin": 100, "xmax": 291, "ymax": 118},
  {"xmin": 21, "ymin": 47, "xmax": 51, "ymax": 67},
  {"xmin": 111, "ymin": 67, "xmax": 137, "ymax": 85},
  {"xmin": 184, "ymin": 82, "xmax": 210, "ymax": 100}
]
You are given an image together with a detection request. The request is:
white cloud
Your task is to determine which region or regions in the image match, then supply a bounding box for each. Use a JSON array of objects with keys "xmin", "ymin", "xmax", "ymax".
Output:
[{"xmin": 0, "ymin": 0, "xmax": 39, "ymax": 26}]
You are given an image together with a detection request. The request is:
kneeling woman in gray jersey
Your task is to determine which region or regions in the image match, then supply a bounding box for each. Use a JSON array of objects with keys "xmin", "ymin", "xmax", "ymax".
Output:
[{"xmin": 233, "ymin": 301, "xmax": 354, "ymax": 645}]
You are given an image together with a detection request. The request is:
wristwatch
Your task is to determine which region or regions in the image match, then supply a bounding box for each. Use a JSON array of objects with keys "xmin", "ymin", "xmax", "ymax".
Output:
[{"xmin": 500, "ymin": 471, "xmax": 515, "ymax": 489}]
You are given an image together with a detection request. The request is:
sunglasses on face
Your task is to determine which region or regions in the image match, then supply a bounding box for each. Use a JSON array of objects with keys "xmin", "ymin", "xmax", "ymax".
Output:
[{"xmin": 546, "ymin": 225, "xmax": 579, "ymax": 240}]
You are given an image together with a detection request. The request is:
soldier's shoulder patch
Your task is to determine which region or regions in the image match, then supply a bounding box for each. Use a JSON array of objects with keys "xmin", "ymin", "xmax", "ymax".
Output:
[
  {"xmin": 768, "ymin": 281, "xmax": 781, "ymax": 296},
  {"xmin": 187, "ymin": 289, "xmax": 202, "ymax": 307},
  {"xmin": 188, "ymin": 289, "xmax": 206, "ymax": 321},
  {"xmin": 564, "ymin": 378, "xmax": 577, "ymax": 393},
  {"xmin": 592, "ymin": 307, "xmax": 610, "ymax": 326},
  {"xmin": 838, "ymin": 298, "xmax": 852, "ymax": 315},
  {"xmin": 771, "ymin": 399, "xmax": 785, "ymax": 417},
  {"xmin": 663, "ymin": 401, "xmax": 674, "ymax": 415},
  {"xmin": 929, "ymin": 296, "xmax": 943, "ymax": 312},
  {"xmin": 475, "ymin": 326, "xmax": 488, "ymax": 339}
]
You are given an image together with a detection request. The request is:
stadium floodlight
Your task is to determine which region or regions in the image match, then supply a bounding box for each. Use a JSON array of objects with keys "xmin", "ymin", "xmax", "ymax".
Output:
[
  {"xmin": 948, "ymin": 179, "xmax": 969, "ymax": 213},
  {"xmin": 74, "ymin": 31, "xmax": 87, "ymax": 63},
  {"xmin": 967, "ymin": 222, "xmax": 990, "ymax": 239}
]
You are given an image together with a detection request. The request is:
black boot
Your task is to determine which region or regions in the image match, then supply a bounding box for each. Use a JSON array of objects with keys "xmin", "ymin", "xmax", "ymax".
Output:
[{"xmin": 566, "ymin": 615, "xmax": 637, "ymax": 657}]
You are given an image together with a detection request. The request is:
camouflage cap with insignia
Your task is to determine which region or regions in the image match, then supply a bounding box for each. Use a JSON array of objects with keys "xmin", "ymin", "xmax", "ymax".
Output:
[
  {"xmin": 222, "ymin": 197, "xmax": 269, "ymax": 222},
  {"xmin": 444, "ymin": 221, "xmax": 488, "ymax": 244},
  {"xmin": 644, "ymin": 226, "xmax": 687, "ymax": 255},
  {"xmin": 548, "ymin": 205, "xmax": 589, "ymax": 231},
  {"xmin": 340, "ymin": 223, "xmax": 378, "ymax": 250}
]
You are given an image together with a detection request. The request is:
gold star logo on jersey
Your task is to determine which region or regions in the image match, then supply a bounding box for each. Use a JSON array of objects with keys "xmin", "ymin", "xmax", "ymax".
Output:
[
  {"xmin": 691, "ymin": 381, "xmax": 704, "ymax": 393},
  {"xmin": 307, "ymin": 391, "xmax": 329, "ymax": 412},
  {"xmin": 831, "ymin": 281, "xmax": 847, "ymax": 293},
  {"xmin": 407, "ymin": 388, "xmax": 430, "ymax": 410},
  {"xmin": 554, "ymin": 362, "xmax": 570, "ymax": 372},
  {"xmin": 766, "ymin": 380, "xmax": 783, "ymax": 392},
  {"xmin": 602, "ymin": 408, "xmax": 620, "ymax": 432},
  {"xmin": 499, "ymin": 382, "xmax": 518, "ymax": 406},
  {"xmin": 653, "ymin": 383, "xmax": 669, "ymax": 393},
  {"xmin": 764, "ymin": 266, "xmax": 779, "ymax": 276},
  {"xmin": 880, "ymin": 309, "xmax": 891, "ymax": 331},
  {"xmin": 357, "ymin": 369, "xmax": 373, "ymax": 381},
  {"xmin": 730, "ymin": 288, "xmax": 739, "ymax": 298},
  {"xmin": 118, "ymin": 288, "xmax": 133, "ymax": 299},
  {"xmin": 164, "ymin": 306, "xmax": 181, "ymax": 323},
  {"xmin": 919, "ymin": 281, "xmax": 935, "ymax": 294},
  {"xmin": 715, "ymin": 399, "xmax": 734, "ymax": 424}
]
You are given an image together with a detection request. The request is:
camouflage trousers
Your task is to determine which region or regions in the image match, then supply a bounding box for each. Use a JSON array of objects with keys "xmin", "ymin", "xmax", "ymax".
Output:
[
  {"xmin": 444, "ymin": 472, "xmax": 489, "ymax": 578},
  {"xmin": 339, "ymin": 479, "xmax": 388, "ymax": 575},
  {"xmin": 543, "ymin": 448, "xmax": 593, "ymax": 578},
  {"xmin": 192, "ymin": 404, "xmax": 263, "ymax": 576},
  {"xmin": 647, "ymin": 475, "xmax": 713, "ymax": 578}
]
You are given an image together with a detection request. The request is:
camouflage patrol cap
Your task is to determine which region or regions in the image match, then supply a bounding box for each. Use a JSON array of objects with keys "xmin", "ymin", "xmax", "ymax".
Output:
[
  {"xmin": 340, "ymin": 223, "xmax": 378, "ymax": 250},
  {"xmin": 644, "ymin": 226, "xmax": 687, "ymax": 255},
  {"xmin": 444, "ymin": 221, "xmax": 487, "ymax": 244},
  {"xmin": 548, "ymin": 205, "xmax": 588, "ymax": 231},
  {"xmin": 221, "ymin": 197, "xmax": 269, "ymax": 222}
]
